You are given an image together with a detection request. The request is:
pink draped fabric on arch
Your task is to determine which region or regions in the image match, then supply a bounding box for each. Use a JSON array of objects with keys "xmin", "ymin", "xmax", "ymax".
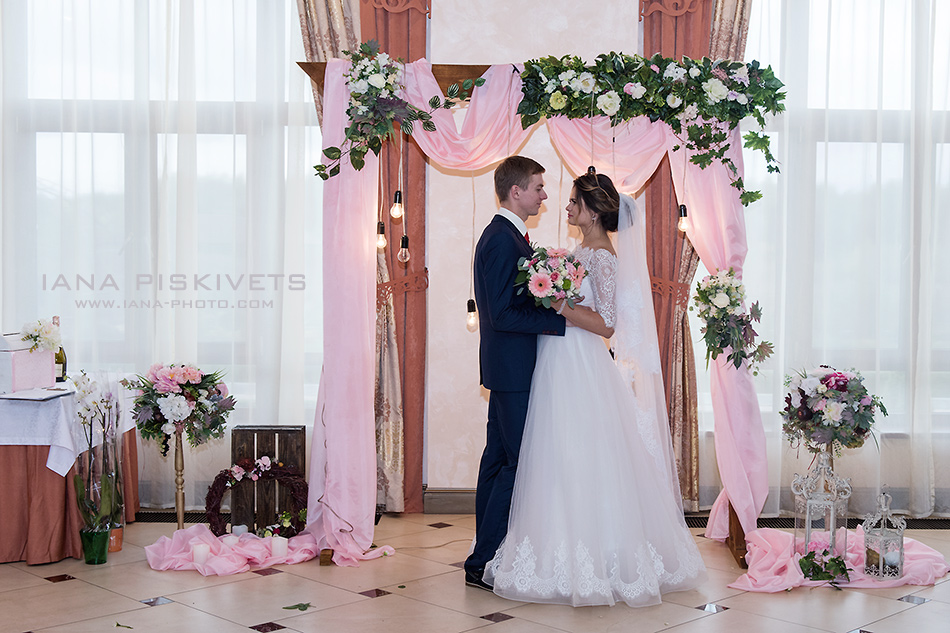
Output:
[{"xmin": 307, "ymin": 60, "xmax": 766, "ymax": 564}]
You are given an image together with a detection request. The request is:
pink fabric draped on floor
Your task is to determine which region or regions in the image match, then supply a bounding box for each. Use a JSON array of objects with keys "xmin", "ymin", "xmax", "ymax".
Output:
[
  {"xmin": 308, "ymin": 61, "xmax": 768, "ymax": 563},
  {"xmin": 145, "ymin": 525, "xmax": 323, "ymax": 576},
  {"xmin": 730, "ymin": 527, "xmax": 950, "ymax": 592}
]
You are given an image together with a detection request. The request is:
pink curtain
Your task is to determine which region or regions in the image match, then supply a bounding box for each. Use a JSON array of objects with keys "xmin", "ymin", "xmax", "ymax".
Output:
[
  {"xmin": 668, "ymin": 134, "xmax": 768, "ymax": 539},
  {"xmin": 309, "ymin": 62, "xmax": 766, "ymax": 562},
  {"xmin": 306, "ymin": 59, "xmax": 393, "ymax": 566},
  {"xmin": 401, "ymin": 62, "xmax": 532, "ymax": 167}
]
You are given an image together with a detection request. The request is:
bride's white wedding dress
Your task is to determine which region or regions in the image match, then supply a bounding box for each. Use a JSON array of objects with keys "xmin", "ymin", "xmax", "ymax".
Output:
[{"xmin": 484, "ymin": 243, "xmax": 707, "ymax": 607}]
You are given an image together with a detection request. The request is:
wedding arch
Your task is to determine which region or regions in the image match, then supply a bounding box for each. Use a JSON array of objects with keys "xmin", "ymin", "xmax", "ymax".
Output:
[{"xmin": 302, "ymin": 55, "xmax": 781, "ymax": 565}]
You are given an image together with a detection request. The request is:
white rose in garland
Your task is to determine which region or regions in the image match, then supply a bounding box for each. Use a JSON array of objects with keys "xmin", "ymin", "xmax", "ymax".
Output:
[{"xmin": 597, "ymin": 91, "xmax": 621, "ymax": 116}]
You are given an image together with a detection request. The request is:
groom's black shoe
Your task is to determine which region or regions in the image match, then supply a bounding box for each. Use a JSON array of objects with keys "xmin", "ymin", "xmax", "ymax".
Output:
[{"xmin": 464, "ymin": 568, "xmax": 494, "ymax": 592}]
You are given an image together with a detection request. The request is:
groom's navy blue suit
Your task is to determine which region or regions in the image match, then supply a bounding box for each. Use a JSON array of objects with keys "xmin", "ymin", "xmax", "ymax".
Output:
[{"xmin": 465, "ymin": 213, "xmax": 565, "ymax": 579}]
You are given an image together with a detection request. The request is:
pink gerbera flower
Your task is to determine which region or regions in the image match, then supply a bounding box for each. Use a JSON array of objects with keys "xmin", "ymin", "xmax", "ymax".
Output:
[{"xmin": 528, "ymin": 272, "xmax": 553, "ymax": 298}]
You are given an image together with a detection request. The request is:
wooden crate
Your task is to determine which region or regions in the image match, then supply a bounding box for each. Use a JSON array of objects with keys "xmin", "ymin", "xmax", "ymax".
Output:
[{"xmin": 230, "ymin": 425, "xmax": 306, "ymax": 532}]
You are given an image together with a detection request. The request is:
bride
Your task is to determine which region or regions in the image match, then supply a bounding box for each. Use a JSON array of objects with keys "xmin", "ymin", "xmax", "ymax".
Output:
[{"xmin": 483, "ymin": 169, "xmax": 707, "ymax": 607}]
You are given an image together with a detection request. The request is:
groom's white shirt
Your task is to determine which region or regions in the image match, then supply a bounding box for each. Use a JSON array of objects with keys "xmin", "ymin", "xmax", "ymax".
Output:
[{"xmin": 496, "ymin": 208, "xmax": 528, "ymax": 239}]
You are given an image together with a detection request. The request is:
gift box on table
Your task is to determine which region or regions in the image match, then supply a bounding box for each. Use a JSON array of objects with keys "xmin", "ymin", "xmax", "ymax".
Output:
[{"xmin": 0, "ymin": 333, "xmax": 55, "ymax": 393}]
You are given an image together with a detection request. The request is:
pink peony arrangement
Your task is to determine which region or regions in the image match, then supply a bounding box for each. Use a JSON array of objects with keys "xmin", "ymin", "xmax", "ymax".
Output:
[
  {"xmin": 122, "ymin": 363, "xmax": 235, "ymax": 457},
  {"xmin": 515, "ymin": 245, "xmax": 586, "ymax": 309}
]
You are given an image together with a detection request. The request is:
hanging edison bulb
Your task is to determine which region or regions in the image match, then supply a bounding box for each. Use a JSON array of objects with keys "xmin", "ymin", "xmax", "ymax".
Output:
[
  {"xmin": 466, "ymin": 298, "xmax": 478, "ymax": 331},
  {"xmin": 677, "ymin": 204, "xmax": 689, "ymax": 232},
  {"xmin": 396, "ymin": 234, "xmax": 411, "ymax": 263},
  {"xmin": 376, "ymin": 221, "xmax": 387, "ymax": 249},
  {"xmin": 389, "ymin": 190, "xmax": 404, "ymax": 219}
]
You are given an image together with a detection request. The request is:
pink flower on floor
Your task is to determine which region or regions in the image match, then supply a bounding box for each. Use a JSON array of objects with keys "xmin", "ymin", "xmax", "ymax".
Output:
[{"xmin": 528, "ymin": 272, "xmax": 553, "ymax": 298}]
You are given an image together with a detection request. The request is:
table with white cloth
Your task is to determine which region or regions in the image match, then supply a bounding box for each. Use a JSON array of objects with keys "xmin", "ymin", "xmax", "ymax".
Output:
[{"xmin": 0, "ymin": 380, "xmax": 140, "ymax": 564}]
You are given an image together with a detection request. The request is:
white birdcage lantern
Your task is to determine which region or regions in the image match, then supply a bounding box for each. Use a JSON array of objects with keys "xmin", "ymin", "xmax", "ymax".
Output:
[
  {"xmin": 791, "ymin": 450, "xmax": 852, "ymax": 558},
  {"xmin": 862, "ymin": 488, "xmax": 905, "ymax": 579}
]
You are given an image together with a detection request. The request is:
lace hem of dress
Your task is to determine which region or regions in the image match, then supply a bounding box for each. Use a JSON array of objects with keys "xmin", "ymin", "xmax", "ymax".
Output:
[{"xmin": 488, "ymin": 530, "xmax": 705, "ymax": 606}]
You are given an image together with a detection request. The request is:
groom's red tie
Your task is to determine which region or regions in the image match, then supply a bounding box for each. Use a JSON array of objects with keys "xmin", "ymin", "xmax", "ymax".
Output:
[{"xmin": 524, "ymin": 232, "xmax": 530, "ymax": 243}]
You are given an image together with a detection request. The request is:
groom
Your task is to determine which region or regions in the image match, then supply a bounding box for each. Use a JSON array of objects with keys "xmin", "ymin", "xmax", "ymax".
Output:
[{"xmin": 464, "ymin": 156, "xmax": 566, "ymax": 590}]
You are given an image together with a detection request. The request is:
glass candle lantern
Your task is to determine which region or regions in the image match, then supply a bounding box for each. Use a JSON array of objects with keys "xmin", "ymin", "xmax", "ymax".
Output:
[{"xmin": 862, "ymin": 489, "xmax": 905, "ymax": 579}]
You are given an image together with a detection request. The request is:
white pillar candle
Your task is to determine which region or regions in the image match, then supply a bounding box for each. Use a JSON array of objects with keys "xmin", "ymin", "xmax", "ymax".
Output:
[
  {"xmin": 221, "ymin": 535, "xmax": 239, "ymax": 548},
  {"xmin": 192, "ymin": 542, "xmax": 211, "ymax": 565},
  {"xmin": 271, "ymin": 535, "xmax": 289, "ymax": 558},
  {"xmin": 231, "ymin": 524, "xmax": 248, "ymax": 535}
]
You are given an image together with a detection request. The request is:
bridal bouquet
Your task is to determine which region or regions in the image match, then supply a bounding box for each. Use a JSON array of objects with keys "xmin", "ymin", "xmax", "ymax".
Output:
[
  {"xmin": 515, "ymin": 245, "xmax": 586, "ymax": 309},
  {"xmin": 122, "ymin": 363, "xmax": 235, "ymax": 457},
  {"xmin": 782, "ymin": 366, "xmax": 887, "ymax": 453},
  {"xmin": 692, "ymin": 268, "xmax": 772, "ymax": 374},
  {"xmin": 20, "ymin": 318, "xmax": 62, "ymax": 352}
]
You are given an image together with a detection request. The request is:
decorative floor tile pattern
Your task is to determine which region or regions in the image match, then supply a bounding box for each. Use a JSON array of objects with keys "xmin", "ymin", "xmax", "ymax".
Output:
[
  {"xmin": 2, "ymin": 515, "xmax": 948, "ymax": 633},
  {"xmin": 44, "ymin": 574, "xmax": 76, "ymax": 583},
  {"xmin": 253, "ymin": 568, "xmax": 283, "ymax": 576},
  {"xmin": 481, "ymin": 611, "xmax": 514, "ymax": 622}
]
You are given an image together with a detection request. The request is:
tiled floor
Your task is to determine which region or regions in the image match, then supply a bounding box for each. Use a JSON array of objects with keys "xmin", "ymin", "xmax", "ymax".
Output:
[{"xmin": 2, "ymin": 515, "xmax": 950, "ymax": 632}]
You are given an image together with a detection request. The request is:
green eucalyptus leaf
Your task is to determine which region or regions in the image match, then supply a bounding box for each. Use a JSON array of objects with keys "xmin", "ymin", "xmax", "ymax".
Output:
[{"xmin": 322, "ymin": 147, "xmax": 342, "ymax": 160}]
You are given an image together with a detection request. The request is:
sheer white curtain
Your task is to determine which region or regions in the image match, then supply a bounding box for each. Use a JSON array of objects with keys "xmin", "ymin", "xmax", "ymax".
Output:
[
  {"xmin": 691, "ymin": 0, "xmax": 950, "ymax": 518},
  {"xmin": 0, "ymin": 0, "xmax": 323, "ymax": 509}
]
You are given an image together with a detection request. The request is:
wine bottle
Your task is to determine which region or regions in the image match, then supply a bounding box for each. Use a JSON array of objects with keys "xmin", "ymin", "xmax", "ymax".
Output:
[{"xmin": 52, "ymin": 315, "xmax": 67, "ymax": 382}]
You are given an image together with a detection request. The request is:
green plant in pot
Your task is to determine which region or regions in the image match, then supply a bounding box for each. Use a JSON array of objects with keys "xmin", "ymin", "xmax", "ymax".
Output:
[{"xmin": 71, "ymin": 372, "xmax": 124, "ymax": 564}]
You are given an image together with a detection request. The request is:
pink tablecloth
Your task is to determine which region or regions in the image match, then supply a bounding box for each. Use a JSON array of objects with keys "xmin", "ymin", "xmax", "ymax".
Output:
[{"xmin": 730, "ymin": 526, "xmax": 950, "ymax": 592}]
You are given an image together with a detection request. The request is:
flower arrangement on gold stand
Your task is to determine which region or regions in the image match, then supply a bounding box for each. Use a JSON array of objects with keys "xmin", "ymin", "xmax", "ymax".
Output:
[
  {"xmin": 71, "ymin": 371, "xmax": 124, "ymax": 564},
  {"xmin": 123, "ymin": 363, "xmax": 235, "ymax": 529}
]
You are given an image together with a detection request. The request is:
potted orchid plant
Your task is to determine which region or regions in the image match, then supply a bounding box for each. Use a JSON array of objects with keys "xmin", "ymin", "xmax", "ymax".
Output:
[{"xmin": 71, "ymin": 371, "xmax": 124, "ymax": 563}]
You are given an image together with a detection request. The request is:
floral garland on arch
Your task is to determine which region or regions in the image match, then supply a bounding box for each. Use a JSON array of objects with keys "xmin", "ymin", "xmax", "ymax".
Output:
[
  {"xmin": 517, "ymin": 52, "xmax": 786, "ymax": 206},
  {"xmin": 314, "ymin": 40, "xmax": 484, "ymax": 179},
  {"xmin": 204, "ymin": 456, "xmax": 308, "ymax": 537}
]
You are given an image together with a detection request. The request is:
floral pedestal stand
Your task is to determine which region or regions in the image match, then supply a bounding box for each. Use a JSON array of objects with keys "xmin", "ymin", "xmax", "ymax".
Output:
[
  {"xmin": 175, "ymin": 429, "xmax": 185, "ymax": 530},
  {"xmin": 792, "ymin": 448, "xmax": 852, "ymax": 558}
]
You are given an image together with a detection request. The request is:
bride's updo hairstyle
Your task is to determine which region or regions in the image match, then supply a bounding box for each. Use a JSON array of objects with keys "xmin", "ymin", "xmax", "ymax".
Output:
[{"xmin": 573, "ymin": 167, "xmax": 620, "ymax": 232}]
